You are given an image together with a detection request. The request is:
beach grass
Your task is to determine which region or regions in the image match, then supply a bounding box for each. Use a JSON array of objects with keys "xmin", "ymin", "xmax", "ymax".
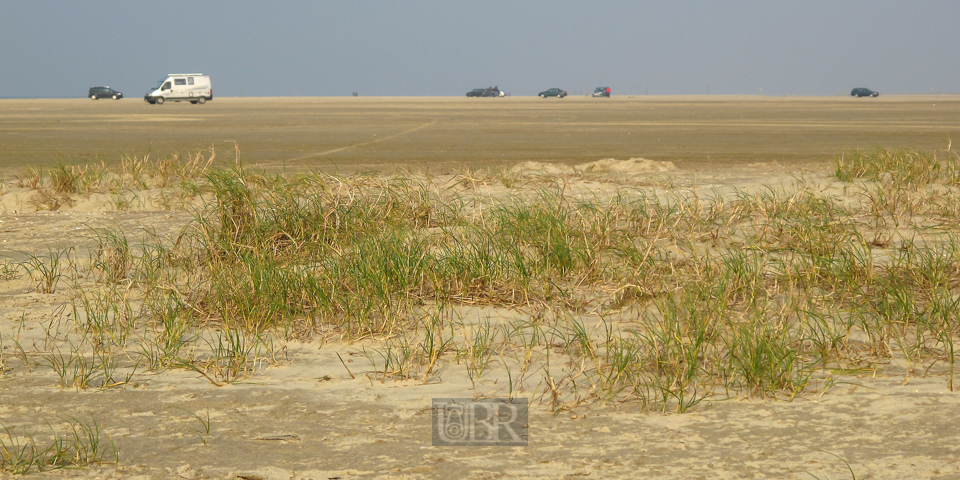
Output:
[{"xmin": 4, "ymin": 146, "xmax": 960, "ymax": 413}]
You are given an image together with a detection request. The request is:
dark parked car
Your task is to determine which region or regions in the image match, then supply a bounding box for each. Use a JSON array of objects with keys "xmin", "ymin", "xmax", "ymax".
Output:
[
  {"xmin": 467, "ymin": 86, "xmax": 504, "ymax": 97},
  {"xmin": 592, "ymin": 87, "xmax": 611, "ymax": 97},
  {"xmin": 88, "ymin": 86, "xmax": 123, "ymax": 100},
  {"xmin": 538, "ymin": 88, "xmax": 567, "ymax": 98},
  {"xmin": 851, "ymin": 88, "xmax": 879, "ymax": 98}
]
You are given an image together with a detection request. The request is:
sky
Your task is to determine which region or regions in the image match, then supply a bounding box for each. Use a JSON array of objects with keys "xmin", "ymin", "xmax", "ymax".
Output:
[{"xmin": 2, "ymin": 1, "xmax": 959, "ymax": 98}]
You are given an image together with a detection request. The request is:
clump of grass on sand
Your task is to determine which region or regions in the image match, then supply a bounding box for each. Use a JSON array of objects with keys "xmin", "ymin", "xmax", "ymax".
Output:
[
  {"xmin": 5, "ymin": 146, "xmax": 960, "ymax": 413},
  {"xmin": 0, "ymin": 417, "xmax": 117, "ymax": 474}
]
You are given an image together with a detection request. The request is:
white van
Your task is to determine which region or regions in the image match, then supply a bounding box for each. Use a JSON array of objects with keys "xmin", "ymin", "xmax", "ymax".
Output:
[{"xmin": 144, "ymin": 74, "xmax": 213, "ymax": 105}]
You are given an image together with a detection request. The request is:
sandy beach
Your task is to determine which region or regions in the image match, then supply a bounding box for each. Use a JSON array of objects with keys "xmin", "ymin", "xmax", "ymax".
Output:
[{"xmin": 2, "ymin": 97, "xmax": 960, "ymax": 479}]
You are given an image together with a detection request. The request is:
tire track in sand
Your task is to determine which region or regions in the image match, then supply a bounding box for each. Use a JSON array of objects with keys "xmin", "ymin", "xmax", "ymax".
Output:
[{"xmin": 285, "ymin": 119, "xmax": 438, "ymax": 163}]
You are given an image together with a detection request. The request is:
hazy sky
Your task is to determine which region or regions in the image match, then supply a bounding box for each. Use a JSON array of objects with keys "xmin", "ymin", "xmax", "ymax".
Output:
[{"xmin": 2, "ymin": 1, "xmax": 958, "ymax": 98}]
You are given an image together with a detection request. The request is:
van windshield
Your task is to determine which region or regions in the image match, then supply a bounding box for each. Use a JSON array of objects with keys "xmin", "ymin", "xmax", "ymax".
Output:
[{"xmin": 152, "ymin": 79, "xmax": 166, "ymax": 90}]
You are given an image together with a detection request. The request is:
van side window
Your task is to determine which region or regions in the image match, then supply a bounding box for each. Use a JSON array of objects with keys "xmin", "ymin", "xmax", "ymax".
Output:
[
  {"xmin": 174, "ymin": 79, "xmax": 186, "ymax": 86},
  {"xmin": 162, "ymin": 82, "xmax": 171, "ymax": 90},
  {"xmin": 188, "ymin": 77, "xmax": 194, "ymax": 85}
]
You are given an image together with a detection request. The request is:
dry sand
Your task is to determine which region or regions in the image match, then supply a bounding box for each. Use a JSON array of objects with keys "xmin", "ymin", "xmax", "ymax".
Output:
[{"xmin": 2, "ymin": 158, "xmax": 959, "ymax": 480}]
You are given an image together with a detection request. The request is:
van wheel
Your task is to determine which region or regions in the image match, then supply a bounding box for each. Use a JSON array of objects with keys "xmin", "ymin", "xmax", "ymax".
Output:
[
  {"xmin": 90, "ymin": 95, "xmax": 97, "ymax": 100},
  {"xmin": 197, "ymin": 97, "xmax": 206, "ymax": 104},
  {"xmin": 190, "ymin": 100, "xmax": 198, "ymax": 104},
  {"xmin": 155, "ymin": 97, "xmax": 164, "ymax": 105}
]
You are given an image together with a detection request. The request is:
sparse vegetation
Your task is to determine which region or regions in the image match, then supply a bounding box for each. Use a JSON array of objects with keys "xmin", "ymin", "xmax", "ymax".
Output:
[
  {"xmin": 2, "ymin": 146, "xmax": 960, "ymax": 416},
  {"xmin": 0, "ymin": 417, "xmax": 117, "ymax": 474}
]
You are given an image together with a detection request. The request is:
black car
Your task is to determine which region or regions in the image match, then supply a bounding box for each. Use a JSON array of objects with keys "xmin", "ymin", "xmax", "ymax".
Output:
[
  {"xmin": 592, "ymin": 87, "xmax": 611, "ymax": 97},
  {"xmin": 538, "ymin": 88, "xmax": 567, "ymax": 98},
  {"xmin": 467, "ymin": 86, "xmax": 504, "ymax": 97},
  {"xmin": 88, "ymin": 86, "xmax": 123, "ymax": 100},
  {"xmin": 851, "ymin": 88, "xmax": 879, "ymax": 98}
]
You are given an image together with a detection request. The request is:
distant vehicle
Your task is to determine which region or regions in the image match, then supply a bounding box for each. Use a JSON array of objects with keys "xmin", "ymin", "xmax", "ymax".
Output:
[
  {"xmin": 144, "ymin": 74, "xmax": 213, "ymax": 105},
  {"xmin": 467, "ymin": 86, "xmax": 504, "ymax": 97},
  {"xmin": 851, "ymin": 88, "xmax": 879, "ymax": 98},
  {"xmin": 88, "ymin": 86, "xmax": 123, "ymax": 100},
  {"xmin": 592, "ymin": 87, "xmax": 611, "ymax": 97},
  {"xmin": 538, "ymin": 88, "xmax": 567, "ymax": 98}
]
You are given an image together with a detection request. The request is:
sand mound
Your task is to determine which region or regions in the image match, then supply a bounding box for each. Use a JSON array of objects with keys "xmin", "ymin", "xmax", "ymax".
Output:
[
  {"xmin": 510, "ymin": 157, "xmax": 676, "ymax": 177},
  {"xmin": 0, "ymin": 185, "xmax": 199, "ymax": 214}
]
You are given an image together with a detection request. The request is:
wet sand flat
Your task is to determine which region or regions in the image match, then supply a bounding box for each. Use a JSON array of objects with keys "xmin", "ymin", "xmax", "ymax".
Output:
[{"xmin": 2, "ymin": 95, "xmax": 959, "ymax": 174}]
